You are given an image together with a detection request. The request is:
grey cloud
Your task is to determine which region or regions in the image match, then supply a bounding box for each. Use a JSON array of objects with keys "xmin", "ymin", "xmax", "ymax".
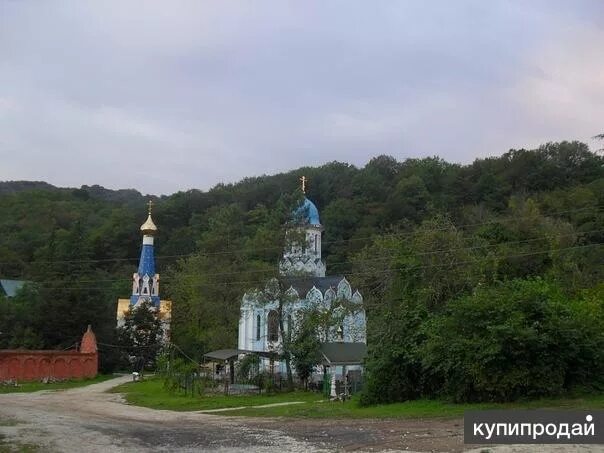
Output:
[{"xmin": 0, "ymin": 1, "xmax": 602, "ymax": 194}]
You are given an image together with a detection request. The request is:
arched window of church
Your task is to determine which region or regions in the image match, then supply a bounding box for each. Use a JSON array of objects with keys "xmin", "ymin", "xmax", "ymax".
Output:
[
  {"xmin": 267, "ymin": 310, "xmax": 279, "ymax": 342},
  {"xmin": 314, "ymin": 234, "xmax": 318, "ymax": 253},
  {"xmin": 256, "ymin": 314, "xmax": 261, "ymax": 341}
]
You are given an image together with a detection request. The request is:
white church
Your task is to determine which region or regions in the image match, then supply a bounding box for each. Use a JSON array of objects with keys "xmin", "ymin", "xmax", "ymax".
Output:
[{"xmin": 237, "ymin": 178, "xmax": 366, "ymax": 377}]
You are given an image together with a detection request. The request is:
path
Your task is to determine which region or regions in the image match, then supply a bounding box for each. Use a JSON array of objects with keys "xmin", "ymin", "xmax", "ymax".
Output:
[
  {"xmin": 0, "ymin": 376, "xmax": 600, "ymax": 452},
  {"xmin": 198, "ymin": 401, "xmax": 306, "ymax": 413}
]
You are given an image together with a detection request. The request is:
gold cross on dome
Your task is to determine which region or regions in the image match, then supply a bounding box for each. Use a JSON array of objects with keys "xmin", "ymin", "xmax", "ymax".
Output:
[
  {"xmin": 147, "ymin": 200, "xmax": 154, "ymax": 215},
  {"xmin": 299, "ymin": 176, "xmax": 307, "ymax": 193}
]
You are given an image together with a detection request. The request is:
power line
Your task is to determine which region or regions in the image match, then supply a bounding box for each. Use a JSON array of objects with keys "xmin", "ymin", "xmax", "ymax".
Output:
[
  {"xmin": 1, "ymin": 206, "xmax": 600, "ymax": 266},
  {"xmin": 170, "ymin": 342, "xmax": 200, "ymax": 365},
  {"xmin": 15, "ymin": 242, "xmax": 603, "ymax": 292},
  {"xmin": 97, "ymin": 341, "xmax": 157, "ymax": 350},
  {"xmin": 17, "ymin": 229, "xmax": 604, "ymax": 284},
  {"xmin": 157, "ymin": 240, "xmax": 592, "ymax": 281}
]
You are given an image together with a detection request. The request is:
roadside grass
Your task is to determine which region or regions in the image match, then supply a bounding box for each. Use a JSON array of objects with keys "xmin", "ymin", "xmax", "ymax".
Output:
[
  {"xmin": 112, "ymin": 377, "xmax": 604, "ymax": 418},
  {"xmin": 110, "ymin": 378, "xmax": 319, "ymax": 410},
  {"xmin": 227, "ymin": 393, "xmax": 604, "ymax": 418},
  {"xmin": 0, "ymin": 374, "xmax": 114, "ymax": 394}
]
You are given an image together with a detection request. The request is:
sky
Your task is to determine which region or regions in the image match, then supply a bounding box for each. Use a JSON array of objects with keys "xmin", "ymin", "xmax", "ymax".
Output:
[{"xmin": 1, "ymin": 1, "xmax": 603, "ymax": 195}]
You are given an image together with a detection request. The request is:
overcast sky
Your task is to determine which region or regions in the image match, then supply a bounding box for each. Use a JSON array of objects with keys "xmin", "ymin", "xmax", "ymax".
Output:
[{"xmin": 1, "ymin": 1, "xmax": 603, "ymax": 195}]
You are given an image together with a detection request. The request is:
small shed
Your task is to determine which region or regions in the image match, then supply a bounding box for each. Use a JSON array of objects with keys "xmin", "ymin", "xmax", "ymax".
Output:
[{"xmin": 320, "ymin": 342, "xmax": 367, "ymax": 396}]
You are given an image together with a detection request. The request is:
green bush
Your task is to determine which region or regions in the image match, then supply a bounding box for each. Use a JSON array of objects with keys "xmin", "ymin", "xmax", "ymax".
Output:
[
  {"xmin": 360, "ymin": 302, "xmax": 430, "ymax": 406},
  {"xmin": 421, "ymin": 279, "xmax": 604, "ymax": 402}
]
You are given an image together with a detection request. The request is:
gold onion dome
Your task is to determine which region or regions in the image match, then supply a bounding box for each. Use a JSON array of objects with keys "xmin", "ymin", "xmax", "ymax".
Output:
[{"xmin": 140, "ymin": 200, "xmax": 158, "ymax": 235}]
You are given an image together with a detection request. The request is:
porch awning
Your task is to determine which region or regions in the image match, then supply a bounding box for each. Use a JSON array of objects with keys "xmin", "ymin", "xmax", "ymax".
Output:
[
  {"xmin": 320, "ymin": 342, "xmax": 367, "ymax": 366},
  {"xmin": 203, "ymin": 348, "xmax": 278, "ymax": 362}
]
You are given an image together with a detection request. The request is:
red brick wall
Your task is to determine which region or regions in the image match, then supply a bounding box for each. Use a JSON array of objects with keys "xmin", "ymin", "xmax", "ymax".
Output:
[{"xmin": 0, "ymin": 326, "xmax": 98, "ymax": 381}]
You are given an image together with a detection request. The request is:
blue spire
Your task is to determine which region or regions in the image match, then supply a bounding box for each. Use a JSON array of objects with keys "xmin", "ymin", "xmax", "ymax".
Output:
[
  {"xmin": 137, "ymin": 244, "xmax": 156, "ymax": 277},
  {"xmin": 131, "ymin": 203, "xmax": 160, "ymax": 307}
]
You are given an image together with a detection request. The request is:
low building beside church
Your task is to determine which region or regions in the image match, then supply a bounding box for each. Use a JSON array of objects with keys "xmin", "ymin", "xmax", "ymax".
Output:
[
  {"xmin": 238, "ymin": 181, "xmax": 366, "ymax": 378},
  {"xmin": 116, "ymin": 203, "xmax": 171, "ymax": 335}
]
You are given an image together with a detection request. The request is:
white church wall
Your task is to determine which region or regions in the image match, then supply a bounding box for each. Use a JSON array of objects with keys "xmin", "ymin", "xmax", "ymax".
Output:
[{"xmin": 238, "ymin": 311, "xmax": 245, "ymax": 350}]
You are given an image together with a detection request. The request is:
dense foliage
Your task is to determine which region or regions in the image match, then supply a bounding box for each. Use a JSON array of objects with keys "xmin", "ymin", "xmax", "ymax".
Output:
[
  {"xmin": 117, "ymin": 300, "xmax": 165, "ymax": 372},
  {"xmin": 0, "ymin": 141, "xmax": 601, "ymax": 402},
  {"xmin": 423, "ymin": 280, "xmax": 604, "ymax": 402},
  {"xmin": 289, "ymin": 309, "xmax": 325, "ymax": 387}
]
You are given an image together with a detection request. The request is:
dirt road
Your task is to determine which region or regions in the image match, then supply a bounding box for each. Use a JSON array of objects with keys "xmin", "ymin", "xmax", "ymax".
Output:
[{"xmin": 0, "ymin": 376, "xmax": 600, "ymax": 452}]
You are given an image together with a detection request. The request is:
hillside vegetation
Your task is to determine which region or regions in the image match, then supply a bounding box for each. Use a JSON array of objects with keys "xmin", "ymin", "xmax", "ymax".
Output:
[{"xmin": 0, "ymin": 140, "xmax": 602, "ymax": 403}]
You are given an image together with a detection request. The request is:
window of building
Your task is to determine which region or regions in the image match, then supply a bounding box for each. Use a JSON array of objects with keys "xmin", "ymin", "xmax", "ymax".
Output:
[{"xmin": 256, "ymin": 314, "xmax": 261, "ymax": 341}]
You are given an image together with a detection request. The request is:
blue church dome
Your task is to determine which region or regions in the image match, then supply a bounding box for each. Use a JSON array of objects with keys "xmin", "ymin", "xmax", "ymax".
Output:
[{"xmin": 295, "ymin": 197, "xmax": 321, "ymax": 226}]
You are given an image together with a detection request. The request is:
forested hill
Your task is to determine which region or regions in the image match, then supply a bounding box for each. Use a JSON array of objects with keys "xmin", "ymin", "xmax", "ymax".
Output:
[
  {"xmin": 0, "ymin": 181, "xmax": 146, "ymax": 204},
  {"xmin": 0, "ymin": 140, "xmax": 602, "ymax": 387},
  {"xmin": 0, "ymin": 140, "xmax": 601, "ymax": 279}
]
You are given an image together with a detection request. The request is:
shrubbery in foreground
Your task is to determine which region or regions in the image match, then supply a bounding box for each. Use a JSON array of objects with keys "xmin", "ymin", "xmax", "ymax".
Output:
[{"xmin": 361, "ymin": 280, "xmax": 604, "ymax": 404}]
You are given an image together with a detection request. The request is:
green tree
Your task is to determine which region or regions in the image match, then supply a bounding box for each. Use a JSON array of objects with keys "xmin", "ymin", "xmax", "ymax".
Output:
[
  {"xmin": 422, "ymin": 279, "xmax": 604, "ymax": 402},
  {"xmin": 385, "ymin": 175, "xmax": 431, "ymax": 225},
  {"xmin": 290, "ymin": 309, "xmax": 322, "ymax": 389},
  {"xmin": 118, "ymin": 300, "xmax": 164, "ymax": 372}
]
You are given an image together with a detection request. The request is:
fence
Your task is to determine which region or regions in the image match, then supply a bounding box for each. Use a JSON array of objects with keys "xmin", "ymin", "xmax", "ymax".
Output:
[{"xmin": 0, "ymin": 326, "xmax": 98, "ymax": 382}]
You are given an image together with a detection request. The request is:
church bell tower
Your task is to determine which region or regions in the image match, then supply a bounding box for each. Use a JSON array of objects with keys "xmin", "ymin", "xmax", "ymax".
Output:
[
  {"xmin": 279, "ymin": 176, "xmax": 326, "ymax": 277},
  {"xmin": 116, "ymin": 201, "xmax": 172, "ymax": 331},
  {"xmin": 131, "ymin": 201, "xmax": 160, "ymax": 307}
]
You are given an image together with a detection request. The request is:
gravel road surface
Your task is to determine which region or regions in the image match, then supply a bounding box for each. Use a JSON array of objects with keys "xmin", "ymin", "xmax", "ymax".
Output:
[{"xmin": 0, "ymin": 376, "xmax": 601, "ymax": 452}]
